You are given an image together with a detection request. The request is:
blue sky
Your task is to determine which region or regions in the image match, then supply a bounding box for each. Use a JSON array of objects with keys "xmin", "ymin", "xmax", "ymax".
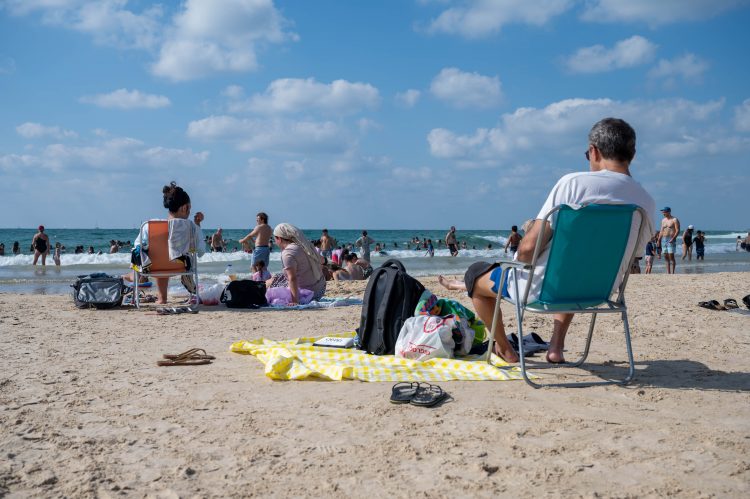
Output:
[{"xmin": 1, "ymin": 0, "xmax": 749, "ymax": 230}]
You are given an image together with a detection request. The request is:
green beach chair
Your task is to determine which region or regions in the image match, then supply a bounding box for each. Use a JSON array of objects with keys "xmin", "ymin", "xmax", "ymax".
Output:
[{"xmin": 488, "ymin": 203, "xmax": 648, "ymax": 388}]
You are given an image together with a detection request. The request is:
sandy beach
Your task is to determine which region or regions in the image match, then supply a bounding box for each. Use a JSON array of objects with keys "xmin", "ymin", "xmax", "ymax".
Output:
[{"xmin": 1, "ymin": 273, "xmax": 749, "ymax": 497}]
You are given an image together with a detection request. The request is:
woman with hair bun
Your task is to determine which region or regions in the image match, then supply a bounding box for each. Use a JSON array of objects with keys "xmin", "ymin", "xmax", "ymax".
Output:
[{"xmin": 132, "ymin": 181, "xmax": 201, "ymax": 304}]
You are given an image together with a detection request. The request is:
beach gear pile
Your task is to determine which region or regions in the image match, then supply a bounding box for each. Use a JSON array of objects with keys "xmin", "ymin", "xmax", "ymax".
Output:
[{"xmin": 232, "ymin": 259, "xmax": 526, "ymax": 382}]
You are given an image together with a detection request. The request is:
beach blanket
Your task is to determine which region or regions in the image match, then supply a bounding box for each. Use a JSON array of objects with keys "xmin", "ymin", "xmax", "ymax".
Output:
[
  {"xmin": 230, "ymin": 332, "xmax": 528, "ymax": 382},
  {"xmin": 261, "ymin": 297, "xmax": 362, "ymax": 311}
]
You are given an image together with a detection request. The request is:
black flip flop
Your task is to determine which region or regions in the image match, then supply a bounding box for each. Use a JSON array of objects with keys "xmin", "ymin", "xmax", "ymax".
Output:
[
  {"xmin": 743, "ymin": 294, "xmax": 750, "ymax": 310},
  {"xmin": 390, "ymin": 382, "xmax": 421, "ymax": 404},
  {"xmin": 724, "ymin": 299, "xmax": 739, "ymax": 309},
  {"xmin": 410, "ymin": 384, "xmax": 448, "ymax": 407},
  {"xmin": 507, "ymin": 334, "xmax": 536, "ymax": 357}
]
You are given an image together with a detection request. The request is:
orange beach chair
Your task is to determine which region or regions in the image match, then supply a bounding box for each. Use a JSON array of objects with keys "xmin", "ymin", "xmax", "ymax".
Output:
[{"xmin": 133, "ymin": 220, "xmax": 200, "ymax": 308}]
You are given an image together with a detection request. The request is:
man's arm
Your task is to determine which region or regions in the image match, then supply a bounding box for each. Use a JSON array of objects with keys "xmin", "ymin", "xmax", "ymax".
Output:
[
  {"xmin": 671, "ymin": 219, "xmax": 680, "ymax": 243},
  {"xmin": 516, "ymin": 220, "xmax": 553, "ymax": 263},
  {"xmin": 503, "ymin": 237, "xmax": 510, "ymax": 252},
  {"xmin": 238, "ymin": 227, "xmax": 258, "ymax": 244}
]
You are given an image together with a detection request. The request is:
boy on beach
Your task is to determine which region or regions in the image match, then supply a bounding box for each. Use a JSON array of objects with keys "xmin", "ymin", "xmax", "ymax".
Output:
[
  {"xmin": 694, "ymin": 231, "xmax": 706, "ymax": 260},
  {"xmin": 239, "ymin": 212, "xmax": 273, "ymax": 268},
  {"xmin": 462, "ymin": 118, "xmax": 655, "ymax": 363}
]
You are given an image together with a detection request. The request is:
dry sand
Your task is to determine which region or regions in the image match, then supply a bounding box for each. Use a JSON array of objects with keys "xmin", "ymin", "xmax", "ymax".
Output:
[{"xmin": 1, "ymin": 273, "xmax": 749, "ymax": 498}]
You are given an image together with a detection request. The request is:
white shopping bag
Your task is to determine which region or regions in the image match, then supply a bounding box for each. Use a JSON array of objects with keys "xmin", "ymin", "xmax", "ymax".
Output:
[{"xmin": 395, "ymin": 315, "xmax": 457, "ymax": 361}]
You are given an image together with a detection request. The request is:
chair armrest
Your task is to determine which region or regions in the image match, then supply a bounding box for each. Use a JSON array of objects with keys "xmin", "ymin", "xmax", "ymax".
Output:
[{"xmin": 494, "ymin": 258, "xmax": 532, "ymax": 270}]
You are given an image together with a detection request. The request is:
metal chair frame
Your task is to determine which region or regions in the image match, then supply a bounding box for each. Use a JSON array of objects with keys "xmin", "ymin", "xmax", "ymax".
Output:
[{"xmin": 487, "ymin": 204, "xmax": 648, "ymax": 388}]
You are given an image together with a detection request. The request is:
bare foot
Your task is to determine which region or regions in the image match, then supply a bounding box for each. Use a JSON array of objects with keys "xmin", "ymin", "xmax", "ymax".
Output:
[
  {"xmin": 492, "ymin": 341, "xmax": 519, "ymax": 363},
  {"xmin": 546, "ymin": 349, "xmax": 565, "ymax": 364},
  {"xmin": 438, "ymin": 275, "xmax": 467, "ymax": 291}
]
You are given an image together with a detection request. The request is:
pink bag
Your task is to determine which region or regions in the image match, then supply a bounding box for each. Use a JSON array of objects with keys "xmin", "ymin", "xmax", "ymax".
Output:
[{"xmin": 265, "ymin": 287, "xmax": 314, "ymax": 306}]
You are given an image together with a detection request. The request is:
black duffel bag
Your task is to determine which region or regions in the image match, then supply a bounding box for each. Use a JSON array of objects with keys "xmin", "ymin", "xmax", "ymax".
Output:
[
  {"xmin": 71, "ymin": 273, "xmax": 126, "ymax": 309},
  {"xmin": 220, "ymin": 280, "xmax": 268, "ymax": 309}
]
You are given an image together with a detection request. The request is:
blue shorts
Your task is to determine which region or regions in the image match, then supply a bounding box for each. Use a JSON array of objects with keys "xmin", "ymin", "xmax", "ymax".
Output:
[
  {"xmin": 489, "ymin": 267, "xmax": 511, "ymax": 299},
  {"xmin": 252, "ymin": 246, "xmax": 270, "ymax": 267},
  {"xmin": 661, "ymin": 238, "xmax": 676, "ymax": 254}
]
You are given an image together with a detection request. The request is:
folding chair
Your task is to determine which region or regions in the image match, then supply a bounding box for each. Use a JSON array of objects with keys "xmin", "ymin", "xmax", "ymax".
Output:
[
  {"xmin": 133, "ymin": 220, "xmax": 200, "ymax": 308},
  {"xmin": 487, "ymin": 203, "xmax": 648, "ymax": 388}
]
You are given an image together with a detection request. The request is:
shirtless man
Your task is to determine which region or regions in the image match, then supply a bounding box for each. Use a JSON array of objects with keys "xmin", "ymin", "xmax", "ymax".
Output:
[
  {"xmin": 445, "ymin": 226, "xmax": 459, "ymax": 256},
  {"xmin": 211, "ymin": 228, "xmax": 224, "ymax": 252},
  {"xmin": 31, "ymin": 225, "xmax": 50, "ymax": 265},
  {"xmin": 239, "ymin": 212, "xmax": 273, "ymax": 268},
  {"xmin": 658, "ymin": 207, "xmax": 680, "ymax": 274},
  {"xmin": 320, "ymin": 229, "xmax": 335, "ymax": 259},
  {"xmin": 503, "ymin": 225, "xmax": 522, "ymax": 254}
]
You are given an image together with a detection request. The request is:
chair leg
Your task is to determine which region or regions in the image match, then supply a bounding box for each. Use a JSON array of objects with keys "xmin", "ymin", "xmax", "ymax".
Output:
[
  {"xmin": 621, "ymin": 310, "xmax": 636, "ymax": 384},
  {"xmin": 134, "ymin": 270, "xmax": 140, "ymax": 309},
  {"xmin": 568, "ymin": 313, "xmax": 597, "ymax": 367}
]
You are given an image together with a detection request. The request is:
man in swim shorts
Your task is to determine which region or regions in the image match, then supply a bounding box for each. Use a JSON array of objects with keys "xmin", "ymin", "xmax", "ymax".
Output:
[
  {"xmin": 463, "ymin": 118, "xmax": 655, "ymax": 363},
  {"xmin": 658, "ymin": 207, "xmax": 680, "ymax": 274},
  {"xmin": 504, "ymin": 225, "xmax": 522, "ymax": 254},
  {"xmin": 320, "ymin": 229, "xmax": 335, "ymax": 259},
  {"xmin": 31, "ymin": 225, "xmax": 50, "ymax": 265},
  {"xmin": 240, "ymin": 212, "xmax": 273, "ymax": 268}
]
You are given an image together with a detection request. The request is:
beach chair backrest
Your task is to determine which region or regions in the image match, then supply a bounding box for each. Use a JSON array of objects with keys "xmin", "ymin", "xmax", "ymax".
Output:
[
  {"xmin": 147, "ymin": 220, "xmax": 185, "ymax": 272},
  {"xmin": 537, "ymin": 204, "xmax": 637, "ymax": 306}
]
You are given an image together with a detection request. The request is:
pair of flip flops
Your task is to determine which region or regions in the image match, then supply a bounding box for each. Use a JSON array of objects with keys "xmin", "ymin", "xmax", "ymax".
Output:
[
  {"xmin": 157, "ymin": 348, "xmax": 215, "ymax": 366},
  {"xmin": 699, "ymin": 299, "xmax": 738, "ymax": 311},
  {"xmin": 156, "ymin": 306, "xmax": 199, "ymax": 315},
  {"xmin": 507, "ymin": 332, "xmax": 550, "ymax": 356},
  {"xmin": 390, "ymin": 382, "xmax": 448, "ymax": 407}
]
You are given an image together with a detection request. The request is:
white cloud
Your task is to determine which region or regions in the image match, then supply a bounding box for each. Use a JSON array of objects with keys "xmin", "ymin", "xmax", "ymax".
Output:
[
  {"xmin": 0, "ymin": 134, "xmax": 208, "ymax": 172},
  {"xmin": 430, "ymin": 67, "xmax": 502, "ymax": 109},
  {"xmin": 427, "ymin": 97, "xmax": 730, "ymax": 166},
  {"xmin": 581, "ymin": 0, "xmax": 749, "ymax": 26},
  {"xmin": 564, "ymin": 35, "xmax": 657, "ymax": 73},
  {"xmin": 648, "ymin": 54, "xmax": 709, "ymax": 86},
  {"xmin": 395, "ymin": 89, "xmax": 421, "ymax": 108},
  {"xmin": 0, "ymin": 55, "xmax": 16, "ymax": 74},
  {"xmin": 421, "ymin": 0, "xmax": 573, "ymax": 38},
  {"xmin": 152, "ymin": 0, "xmax": 296, "ymax": 81},
  {"xmin": 16, "ymin": 122, "xmax": 77, "ymax": 140},
  {"xmin": 283, "ymin": 160, "xmax": 305, "ymax": 180},
  {"xmin": 232, "ymin": 78, "xmax": 380, "ymax": 115},
  {"xmin": 3, "ymin": 0, "xmax": 163, "ymax": 50},
  {"xmin": 734, "ymin": 99, "xmax": 750, "ymax": 132},
  {"xmin": 79, "ymin": 88, "xmax": 171, "ymax": 109},
  {"xmin": 222, "ymin": 84, "xmax": 245, "ymax": 99},
  {"xmin": 187, "ymin": 115, "xmax": 353, "ymax": 154}
]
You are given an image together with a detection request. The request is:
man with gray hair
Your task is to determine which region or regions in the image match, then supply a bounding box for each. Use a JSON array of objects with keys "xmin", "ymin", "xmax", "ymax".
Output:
[{"xmin": 462, "ymin": 118, "xmax": 655, "ymax": 364}]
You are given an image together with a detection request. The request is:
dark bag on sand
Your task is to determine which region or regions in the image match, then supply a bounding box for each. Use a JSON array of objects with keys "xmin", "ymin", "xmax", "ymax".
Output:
[
  {"xmin": 220, "ymin": 280, "xmax": 268, "ymax": 309},
  {"xmin": 71, "ymin": 273, "xmax": 126, "ymax": 310},
  {"xmin": 357, "ymin": 259, "xmax": 425, "ymax": 355}
]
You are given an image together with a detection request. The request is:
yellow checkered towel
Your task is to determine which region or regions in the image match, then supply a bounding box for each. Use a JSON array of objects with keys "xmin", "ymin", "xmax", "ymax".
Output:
[{"xmin": 230, "ymin": 332, "xmax": 527, "ymax": 382}]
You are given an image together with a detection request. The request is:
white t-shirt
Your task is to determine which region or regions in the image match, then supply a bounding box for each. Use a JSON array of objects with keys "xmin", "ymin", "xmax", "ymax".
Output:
[{"xmin": 507, "ymin": 170, "xmax": 656, "ymax": 303}]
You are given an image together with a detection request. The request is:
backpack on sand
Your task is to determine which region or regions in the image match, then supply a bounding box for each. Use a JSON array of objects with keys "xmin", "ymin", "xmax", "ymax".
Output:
[
  {"xmin": 71, "ymin": 273, "xmax": 126, "ymax": 310},
  {"xmin": 357, "ymin": 259, "xmax": 425, "ymax": 355},
  {"xmin": 220, "ymin": 280, "xmax": 268, "ymax": 309}
]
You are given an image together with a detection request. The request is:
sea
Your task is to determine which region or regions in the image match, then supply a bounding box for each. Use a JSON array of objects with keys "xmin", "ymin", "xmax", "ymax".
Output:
[{"xmin": 1, "ymin": 228, "xmax": 748, "ymax": 295}]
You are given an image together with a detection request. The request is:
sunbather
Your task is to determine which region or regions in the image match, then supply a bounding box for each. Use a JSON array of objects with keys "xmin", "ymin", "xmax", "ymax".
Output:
[{"xmin": 464, "ymin": 118, "xmax": 655, "ymax": 363}]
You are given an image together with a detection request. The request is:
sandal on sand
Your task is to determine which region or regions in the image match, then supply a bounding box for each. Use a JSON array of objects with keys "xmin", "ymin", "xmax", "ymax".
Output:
[
  {"xmin": 157, "ymin": 358, "xmax": 211, "ymax": 367},
  {"xmin": 410, "ymin": 384, "xmax": 448, "ymax": 407},
  {"xmin": 163, "ymin": 348, "xmax": 215, "ymax": 361},
  {"xmin": 507, "ymin": 334, "xmax": 537, "ymax": 356},
  {"xmin": 724, "ymin": 299, "xmax": 739, "ymax": 309},
  {"xmin": 698, "ymin": 300, "xmax": 726, "ymax": 311},
  {"xmin": 156, "ymin": 306, "xmax": 199, "ymax": 315},
  {"xmin": 390, "ymin": 382, "xmax": 421, "ymax": 404}
]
